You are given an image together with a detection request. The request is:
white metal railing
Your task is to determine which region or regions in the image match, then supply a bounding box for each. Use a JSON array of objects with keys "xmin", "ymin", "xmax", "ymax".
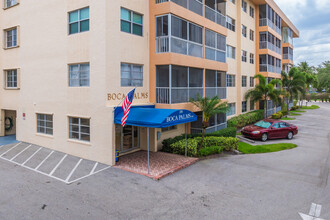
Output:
[
  {"xmin": 170, "ymin": 36, "xmax": 203, "ymax": 58},
  {"xmin": 156, "ymin": 36, "xmax": 169, "ymax": 53},
  {"xmin": 205, "ymin": 5, "xmax": 226, "ymax": 27},
  {"xmin": 156, "ymin": 87, "xmax": 170, "ymax": 104},
  {"xmin": 156, "ymin": 0, "xmax": 203, "ymax": 16}
]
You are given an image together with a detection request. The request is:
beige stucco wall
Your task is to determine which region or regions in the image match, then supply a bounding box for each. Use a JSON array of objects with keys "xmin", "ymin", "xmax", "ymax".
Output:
[{"xmin": 0, "ymin": 0, "xmax": 150, "ymax": 166}]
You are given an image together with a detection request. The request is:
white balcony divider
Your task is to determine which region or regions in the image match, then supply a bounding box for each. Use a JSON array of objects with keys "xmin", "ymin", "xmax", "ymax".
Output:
[
  {"xmin": 156, "ymin": 87, "xmax": 170, "ymax": 104},
  {"xmin": 205, "ymin": 5, "xmax": 226, "ymax": 27},
  {"xmin": 156, "ymin": 36, "xmax": 170, "ymax": 53}
]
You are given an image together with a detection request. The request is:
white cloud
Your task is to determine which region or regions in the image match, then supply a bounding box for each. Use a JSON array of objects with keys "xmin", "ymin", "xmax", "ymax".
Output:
[{"xmin": 315, "ymin": 0, "xmax": 330, "ymax": 12}]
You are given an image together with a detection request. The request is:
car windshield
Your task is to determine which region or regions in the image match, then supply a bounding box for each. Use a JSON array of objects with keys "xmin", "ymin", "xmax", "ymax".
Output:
[{"xmin": 254, "ymin": 121, "xmax": 272, "ymax": 128}]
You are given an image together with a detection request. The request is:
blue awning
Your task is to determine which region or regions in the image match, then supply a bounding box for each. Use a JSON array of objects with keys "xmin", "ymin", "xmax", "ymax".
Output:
[{"xmin": 114, "ymin": 105, "xmax": 197, "ymax": 128}]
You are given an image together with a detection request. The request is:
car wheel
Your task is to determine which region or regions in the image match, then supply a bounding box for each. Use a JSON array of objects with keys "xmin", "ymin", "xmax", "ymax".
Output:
[
  {"xmin": 287, "ymin": 132, "xmax": 293, "ymax": 140},
  {"xmin": 261, "ymin": 133, "xmax": 268, "ymax": 142}
]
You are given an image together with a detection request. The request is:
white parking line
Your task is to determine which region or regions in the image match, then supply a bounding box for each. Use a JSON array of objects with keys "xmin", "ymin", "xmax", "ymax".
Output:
[
  {"xmin": 22, "ymin": 147, "xmax": 42, "ymax": 166},
  {"xmin": 49, "ymin": 154, "xmax": 67, "ymax": 176},
  {"xmin": 65, "ymin": 158, "xmax": 82, "ymax": 182},
  {"xmin": 35, "ymin": 151, "xmax": 54, "ymax": 170},
  {"xmin": 90, "ymin": 162, "xmax": 98, "ymax": 175},
  {"xmin": 10, "ymin": 144, "xmax": 32, "ymax": 161},
  {"xmin": 0, "ymin": 143, "xmax": 21, "ymax": 157},
  {"xmin": 67, "ymin": 165, "xmax": 111, "ymax": 185}
]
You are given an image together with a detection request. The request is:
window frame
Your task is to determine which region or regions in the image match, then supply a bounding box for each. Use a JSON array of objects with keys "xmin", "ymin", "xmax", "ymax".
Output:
[
  {"xmin": 226, "ymin": 74, "xmax": 236, "ymax": 87},
  {"xmin": 241, "ymin": 25, "xmax": 247, "ymax": 37},
  {"xmin": 242, "ymin": 76, "xmax": 247, "ymax": 87},
  {"xmin": 226, "ymin": 45, "xmax": 236, "ymax": 59},
  {"xmin": 68, "ymin": 7, "xmax": 90, "ymax": 35},
  {"xmin": 37, "ymin": 113, "xmax": 53, "ymax": 136},
  {"xmin": 242, "ymin": 101, "xmax": 247, "ymax": 113},
  {"xmin": 68, "ymin": 63, "xmax": 90, "ymax": 87},
  {"xmin": 120, "ymin": 7, "xmax": 143, "ymax": 36},
  {"xmin": 5, "ymin": 69, "xmax": 18, "ymax": 89},
  {"xmin": 241, "ymin": 50, "xmax": 247, "ymax": 62},
  {"xmin": 250, "ymin": 76, "xmax": 255, "ymax": 87},
  {"xmin": 226, "ymin": 16, "xmax": 235, "ymax": 32},
  {"xmin": 249, "ymin": 6, "xmax": 254, "ymax": 18},
  {"xmin": 227, "ymin": 103, "xmax": 236, "ymax": 116},
  {"xmin": 5, "ymin": 0, "xmax": 18, "ymax": 9},
  {"xmin": 250, "ymin": 53, "xmax": 254, "ymax": 64},
  {"xmin": 5, "ymin": 27, "xmax": 17, "ymax": 48},
  {"xmin": 249, "ymin": 29, "xmax": 254, "ymax": 41},
  {"xmin": 121, "ymin": 63, "xmax": 143, "ymax": 87},
  {"xmin": 69, "ymin": 117, "xmax": 90, "ymax": 142},
  {"xmin": 241, "ymin": 0, "xmax": 247, "ymax": 12}
]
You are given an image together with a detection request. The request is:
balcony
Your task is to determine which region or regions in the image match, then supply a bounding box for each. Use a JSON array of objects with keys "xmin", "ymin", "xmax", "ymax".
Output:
[
  {"xmin": 259, "ymin": 18, "xmax": 275, "ymax": 30},
  {"xmin": 155, "ymin": 0, "xmax": 203, "ymax": 16},
  {"xmin": 276, "ymin": 66, "xmax": 281, "ymax": 74},
  {"xmin": 276, "ymin": 47, "xmax": 281, "ymax": 54},
  {"xmin": 205, "ymin": 87, "xmax": 226, "ymax": 99},
  {"xmin": 156, "ymin": 36, "xmax": 203, "ymax": 58},
  {"xmin": 205, "ymin": 47, "xmax": 226, "ymax": 63},
  {"xmin": 283, "ymin": 53, "xmax": 293, "ymax": 60},
  {"xmin": 259, "ymin": 41, "xmax": 275, "ymax": 52},
  {"xmin": 205, "ymin": 5, "xmax": 226, "ymax": 27}
]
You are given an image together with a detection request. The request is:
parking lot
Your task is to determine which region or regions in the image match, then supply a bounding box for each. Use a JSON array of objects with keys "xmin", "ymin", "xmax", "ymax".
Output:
[{"xmin": 0, "ymin": 142, "xmax": 110, "ymax": 184}]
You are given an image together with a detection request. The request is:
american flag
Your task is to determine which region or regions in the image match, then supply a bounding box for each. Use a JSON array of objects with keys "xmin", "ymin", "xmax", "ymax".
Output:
[{"xmin": 121, "ymin": 88, "xmax": 135, "ymax": 127}]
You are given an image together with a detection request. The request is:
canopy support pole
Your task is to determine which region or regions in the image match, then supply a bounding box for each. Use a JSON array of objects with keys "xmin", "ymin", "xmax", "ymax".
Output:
[
  {"xmin": 147, "ymin": 127, "xmax": 150, "ymax": 174},
  {"xmin": 185, "ymin": 123, "xmax": 187, "ymax": 157}
]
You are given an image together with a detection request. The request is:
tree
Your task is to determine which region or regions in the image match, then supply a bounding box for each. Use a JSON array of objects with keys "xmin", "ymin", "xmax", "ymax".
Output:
[
  {"xmin": 316, "ymin": 61, "xmax": 330, "ymax": 92},
  {"xmin": 190, "ymin": 95, "xmax": 228, "ymax": 150},
  {"xmin": 245, "ymin": 74, "xmax": 281, "ymax": 118},
  {"xmin": 297, "ymin": 61, "xmax": 317, "ymax": 106},
  {"xmin": 281, "ymin": 67, "xmax": 306, "ymax": 111}
]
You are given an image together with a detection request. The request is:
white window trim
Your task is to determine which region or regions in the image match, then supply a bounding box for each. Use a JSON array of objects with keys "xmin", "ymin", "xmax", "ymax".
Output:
[
  {"xmin": 68, "ymin": 7, "xmax": 89, "ymax": 35},
  {"xmin": 121, "ymin": 7, "xmax": 144, "ymax": 36},
  {"xmin": 68, "ymin": 63, "xmax": 90, "ymax": 87},
  {"xmin": 69, "ymin": 117, "xmax": 91, "ymax": 142}
]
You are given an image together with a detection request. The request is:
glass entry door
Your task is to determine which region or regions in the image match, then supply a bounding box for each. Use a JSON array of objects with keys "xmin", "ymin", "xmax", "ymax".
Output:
[{"xmin": 115, "ymin": 125, "xmax": 140, "ymax": 153}]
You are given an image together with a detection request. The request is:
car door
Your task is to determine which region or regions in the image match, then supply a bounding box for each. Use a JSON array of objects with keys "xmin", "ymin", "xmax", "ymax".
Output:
[
  {"xmin": 269, "ymin": 123, "xmax": 282, "ymax": 139},
  {"xmin": 279, "ymin": 122, "xmax": 290, "ymax": 138}
]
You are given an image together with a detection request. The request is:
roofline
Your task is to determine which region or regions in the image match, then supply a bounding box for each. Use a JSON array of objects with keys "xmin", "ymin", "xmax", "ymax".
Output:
[{"xmin": 250, "ymin": 0, "xmax": 300, "ymax": 38}]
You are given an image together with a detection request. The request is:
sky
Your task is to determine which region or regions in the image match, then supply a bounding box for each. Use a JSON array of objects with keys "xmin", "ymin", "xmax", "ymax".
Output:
[{"xmin": 274, "ymin": 0, "xmax": 330, "ymax": 67}]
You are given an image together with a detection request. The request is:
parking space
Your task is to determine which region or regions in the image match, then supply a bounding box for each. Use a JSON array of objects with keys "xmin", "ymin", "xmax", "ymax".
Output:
[{"xmin": 0, "ymin": 142, "xmax": 110, "ymax": 184}]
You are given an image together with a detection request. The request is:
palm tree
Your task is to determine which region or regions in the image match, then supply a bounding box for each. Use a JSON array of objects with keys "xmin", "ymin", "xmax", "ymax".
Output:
[
  {"xmin": 281, "ymin": 67, "xmax": 306, "ymax": 111},
  {"xmin": 190, "ymin": 95, "xmax": 228, "ymax": 150},
  {"xmin": 245, "ymin": 74, "xmax": 282, "ymax": 118}
]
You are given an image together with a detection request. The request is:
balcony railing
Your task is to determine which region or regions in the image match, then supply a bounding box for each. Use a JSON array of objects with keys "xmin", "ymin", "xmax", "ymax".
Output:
[
  {"xmin": 191, "ymin": 122, "xmax": 227, "ymax": 134},
  {"xmin": 156, "ymin": 87, "xmax": 204, "ymax": 104},
  {"xmin": 276, "ymin": 66, "xmax": 281, "ymax": 74},
  {"xmin": 205, "ymin": 5, "xmax": 226, "ymax": 27},
  {"xmin": 156, "ymin": 36, "xmax": 203, "ymax": 58},
  {"xmin": 155, "ymin": 0, "xmax": 203, "ymax": 16},
  {"xmin": 259, "ymin": 18, "xmax": 275, "ymax": 30},
  {"xmin": 275, "ymin": 26, "xmax": 281, "ymax": 35},
  {"xmin": 259, "ymin": 64, "xmax": 275, "ymax": 73},
  {"xmin": 205, "ymin": 87, "xmax": 226, "ymax": 99},
  {"xmin": 205, "ymin": 47, "xmax": 226, "ymax": 63},
  {"xmin": 283, "ymin": 53, "xmax": 293, "ymax": 60},
  {"xmin": 259, "ymin": 41, "xmax": 275, "ymax": 52},
  {"xmin": 156, "ymin": 36, "xmax": 169, "ymax": 53},
  {"xmin": 276, "ymin": 47, "xmax": 281, "ymax": 54}
]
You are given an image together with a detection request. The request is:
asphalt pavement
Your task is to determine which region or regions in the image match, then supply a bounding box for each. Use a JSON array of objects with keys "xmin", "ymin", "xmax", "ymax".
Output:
[{"xmin": 0, "ymin": 102, "xmax": 329, "ymax": 220}]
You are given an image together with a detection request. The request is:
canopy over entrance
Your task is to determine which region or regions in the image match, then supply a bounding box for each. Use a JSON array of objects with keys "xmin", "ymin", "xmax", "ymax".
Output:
[{"xmin": 114, "ymin": 105, "xmax": 197, "ymax": 128}]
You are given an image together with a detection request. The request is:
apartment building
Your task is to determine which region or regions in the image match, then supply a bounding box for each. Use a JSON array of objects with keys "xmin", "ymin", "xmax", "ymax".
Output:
[{"xmin": 0, "ymin": 0, "xmax": 298, "ymax": 165}]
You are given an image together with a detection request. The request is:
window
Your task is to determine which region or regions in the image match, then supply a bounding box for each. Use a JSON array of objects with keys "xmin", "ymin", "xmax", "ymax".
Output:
[
  {"xmin": 229, "ymin": 0, "xmax": 235, "ymax": 3},
  {"xmin": 37, "ymin": 114, "xmax": 53, "ymax": 135},
  {"xmin": 69, "ymin": 117, "xmax": 90, "ymax": 142},
  {"xmin": 69, "ymin": 63, "xmax": 90, "ymax": 87},
  {"xmin": 250, "ymin": 100, "xmax": 255, "ymax": 110},
  {"xmin": 69, "ymin": 7, "xmax": 89, "ymax": 34},
  {"xmin": 249, "ymin": 6, "xmax": 254, "ymax": 18},
  {"xmin": 279, "ymin": 122, "xmax": 289, "ymax": 128},
  {"xmin": 6, "ymin": 28, "xmax": 17, "ymax": 48},
  {"xmin": 242, "ymin": 0, "xmax": 247, "ymax": 12},
  {"xmin": 250, "ymin": 30, "xmax": 254, "ymax": 41},
  {"xmin": 226, "ymin": 75, "xmax": 235, "ymax": 87},
  {"xmin": 6, "ymin": 70, "xmax": 18, "ymax": 88},
  {"xmin": 121, "ymin": 8, "xmax": 143, "ymax": 36},
  {"xmin": 242, "ymin": 76, "xmax": 247, "ymax": 87},
  {"xmin": 250, "ymin": 77, "xmax": 254, "ymax": 87},
  {"xmin": 227, "ymin": 45, "xmax": 236, "ymax": 59},
  {"xmin": 241, "ymin": 25, "xmax": 247, "ymax": 37},
  {"xmin": 227, "ymin": 103, "xmax": 236, "ymax": 116},
  {"xmin": 6, "ymin": 0, "xmax": 17, "ymax": 8},
  {"xmin": 272, "ymin": 123, "xmax": 280, "ymax": 129},
  {"xmin": 241, "ymin": 50, "xmax": 247, "ymax": 62},
  {"xmin": 242, "ymin": 101, "xmax": 247, "ymax": 112},
  {"xmin": 250, "ymin": 53, "xmax": 254, "ymax": 64},
  {"xmin": 161, "ymin": 125, "xmax": 177, "ymax": 132},
  {"xmin": 226, "ymin": 16, "xmax": 235, "ymax": 32},
  {"xmin": 205, "ymin": 29, "xmax": 226, "ymax": 63},
  {"xmin": 121, "ymin": 63, "xmax": 143, "ymax": 87}
]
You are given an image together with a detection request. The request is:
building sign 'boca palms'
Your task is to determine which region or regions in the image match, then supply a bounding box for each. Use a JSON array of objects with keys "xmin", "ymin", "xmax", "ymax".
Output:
[{"xmin": 107, "ymin": 92, "xmax": 149, "ymax": 101}]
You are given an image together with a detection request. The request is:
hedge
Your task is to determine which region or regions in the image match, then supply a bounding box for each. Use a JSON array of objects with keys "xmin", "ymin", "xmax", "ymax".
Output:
[
  {"xmin": 198, "ymin": 146, "xmax": 223, "ymax": 157},
  {"xmin": 227, "ymin": 110, "xmax": 264, "ymax": 129},
  {"xmin": 161, "ymin": 127, "xmax": 236, "ymax": 153},
  {"xmin": 272, "ymin": 112, "xmax": 283, "ymax": 119},
  {"xmin": 170, "ymin": 136, "xmax": 239, "ymax": 157}
]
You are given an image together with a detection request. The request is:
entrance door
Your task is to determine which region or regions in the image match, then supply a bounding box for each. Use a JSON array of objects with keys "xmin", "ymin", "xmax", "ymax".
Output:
[
  {"xmin": 4, "ymin": 110, "xmax": 16, "ymax": 136},
  {"xmin": 115, "ymin": 125, "xmax": 140, "ymax": 153}
]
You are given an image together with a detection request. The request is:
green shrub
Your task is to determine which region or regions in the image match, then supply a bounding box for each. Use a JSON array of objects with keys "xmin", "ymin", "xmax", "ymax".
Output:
[
  {"xmin": 272, "ymin": 112, "xmax": 283, "ymax": 119},
  {"xmin": 170, "ymin": 136, "xmax": 239, "ymax": 157},
  {"xmin": 227, "ymin": 110, "xmax": 264, "ymax": 129},
  {"xmin": 195, "ymin": 136, "xmax": 239, "ymax": 151},
  {"xmin": 161, "ymin": 127, "xmax": 236, "ymax": 153},
  {"xmin": 281, "ymin": 110, "xmax": 288, "ymax": 116},
  {"xmin": 198, "ymin": 146, "xmax": 223, "ymax": 157},
  {"xmin": 290, "ymin": 106, "xmax": 299, "ymax": 111},
  {"xmin": 293, "ymin": 100, "xmax": 298, "ymax": 106}
]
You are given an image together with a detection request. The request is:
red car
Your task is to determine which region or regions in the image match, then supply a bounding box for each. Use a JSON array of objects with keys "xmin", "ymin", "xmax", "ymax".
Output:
[{"xmin": 241, "ymin": 119, "xmax": 298, "ymax": 142}]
